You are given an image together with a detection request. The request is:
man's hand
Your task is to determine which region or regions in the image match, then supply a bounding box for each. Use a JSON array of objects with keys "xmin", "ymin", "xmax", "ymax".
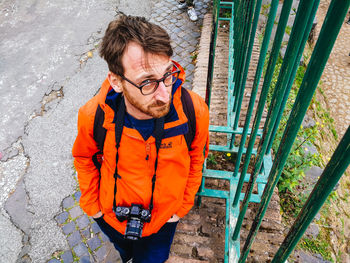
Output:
[
  {"xmin": 92, "ymin": 211, "xmax": 103, "ymax": 218},
  {"xmin": 167, "ymin": 214, "xmax": 180, "ymax": 222}
]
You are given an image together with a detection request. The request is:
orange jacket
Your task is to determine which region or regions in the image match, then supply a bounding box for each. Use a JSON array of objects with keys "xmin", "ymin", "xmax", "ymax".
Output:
[{"xmin": 72, "ymin": 62, "xmax": 209, "ymax": 237}]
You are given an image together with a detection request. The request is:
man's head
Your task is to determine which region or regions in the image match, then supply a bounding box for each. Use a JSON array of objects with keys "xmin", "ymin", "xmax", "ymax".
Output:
[{"xmin": 100, "ymin": 15, "xmax": 175, "ymax": 119}]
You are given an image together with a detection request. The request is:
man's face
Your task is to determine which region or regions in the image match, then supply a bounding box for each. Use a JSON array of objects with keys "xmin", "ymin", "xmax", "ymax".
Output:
[{"xmin": 114, "ymin": 42, "xmax": 173, "ymax": 119}]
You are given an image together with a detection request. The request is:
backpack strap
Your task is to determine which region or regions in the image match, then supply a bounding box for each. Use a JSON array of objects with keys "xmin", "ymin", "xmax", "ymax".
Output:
[
  {"xmin": 93, "ymin": 105, "xmax": 107, "ymax": 152},
  {"xmin": 112, "ymin": 97, "xmax": 126, "ymax": 211},
  {"xmin": 181, "ymin": 87, "xmax": 196, "ymax": 151},
  {"xmin": 92, "ymin": 105, "xmax": 107, "ymax": 171}
]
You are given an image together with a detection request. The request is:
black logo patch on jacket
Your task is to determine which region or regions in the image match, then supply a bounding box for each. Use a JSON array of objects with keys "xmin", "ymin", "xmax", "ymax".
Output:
[{"xmin": 160, "ymin": 142, "xmax": 173, "ymax": 149}]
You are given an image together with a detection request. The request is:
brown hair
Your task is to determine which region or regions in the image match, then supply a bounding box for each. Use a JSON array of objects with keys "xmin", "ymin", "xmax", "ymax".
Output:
[{"xmin": 99, "ymin": 15, "xmax": 173, "ymax": 76}]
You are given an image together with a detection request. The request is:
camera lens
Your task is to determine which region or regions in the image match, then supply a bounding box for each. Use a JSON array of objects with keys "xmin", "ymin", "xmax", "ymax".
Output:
[
  {"xmin": 122, "ymin": 207, "xmax": 130, "ymax": 215},
  {"xmin": 125, "ymin": 219, "xmax": 143, "ymax": 240}
]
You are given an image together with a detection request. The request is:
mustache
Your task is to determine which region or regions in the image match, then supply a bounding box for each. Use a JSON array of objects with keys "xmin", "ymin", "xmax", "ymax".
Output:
[{"xmin": 150, "ymin": 100, "xmax": 168, "ymax": 107}]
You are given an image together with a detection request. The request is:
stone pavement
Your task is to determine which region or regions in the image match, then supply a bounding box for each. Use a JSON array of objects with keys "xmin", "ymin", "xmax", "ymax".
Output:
[
  {"xmin": 315, "ymin": 0, "xmax": 350, "ymax": 139},
  {"xmin": 48, "ymin": 185, "xmax": 121, "ymax": 263},
  {"xmin": 46, "ymin": 1, "xmax": 212, "ymax": 262},
  {"xmin": 1, "ymin": 1, "xmax": 120, "ymax": 262},
  {"xmin": 312, "ymin": 1, "xmax": 350, "ymax": 261},
  {"xmin": 149, "ymin": 0, "xmax": 211, "ymax": 90}
]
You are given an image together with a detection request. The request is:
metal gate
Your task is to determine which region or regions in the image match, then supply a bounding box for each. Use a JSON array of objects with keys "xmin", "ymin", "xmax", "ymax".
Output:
[{"xmin": 197, "ymin": 0, "xmax": 350, "ymax": 261}]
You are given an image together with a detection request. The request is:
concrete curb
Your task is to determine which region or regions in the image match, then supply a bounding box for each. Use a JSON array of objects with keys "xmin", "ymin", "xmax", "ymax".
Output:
[{"xmin": 192, "ymin": 13, "xmax": 212, "ymax": 99}]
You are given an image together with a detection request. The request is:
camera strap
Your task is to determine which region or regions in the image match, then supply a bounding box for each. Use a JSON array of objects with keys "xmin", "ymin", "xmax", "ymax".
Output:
[
  {"xmin": 112, "ymin": 97, "xmax": 126, "ymax": 211},
  {"xmin": 149, "ymin": 116, "xmax": 164, "ymax": 213},
  {"xmin": 112, "ymin": 96, "xmax": 164, "ymax": 214}
]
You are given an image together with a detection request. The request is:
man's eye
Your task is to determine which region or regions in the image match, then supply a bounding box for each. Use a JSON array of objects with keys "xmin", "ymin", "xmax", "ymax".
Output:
[
  {"xmin": 140, "ymin": 79, "xmax": 154, "ymax": 86},
  {"xmin": 164, "ymin": 71, "xmax": 172, "ymax": 77}
]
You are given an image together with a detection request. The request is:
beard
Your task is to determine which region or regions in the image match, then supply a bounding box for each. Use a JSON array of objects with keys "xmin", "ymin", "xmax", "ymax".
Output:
[
  {"xmin": 147, "ymin": 100, "xmax": 171, "ymax": 118},
  {"xmin": 123, "ymin": 85, "xmax": 171, "ymax": 118}
]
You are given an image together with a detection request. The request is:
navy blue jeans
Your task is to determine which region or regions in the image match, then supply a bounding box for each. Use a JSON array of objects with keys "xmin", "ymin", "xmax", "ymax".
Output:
[{"xmin": 94, "ymin": 217, "xmax": 178, "ymax": 263}]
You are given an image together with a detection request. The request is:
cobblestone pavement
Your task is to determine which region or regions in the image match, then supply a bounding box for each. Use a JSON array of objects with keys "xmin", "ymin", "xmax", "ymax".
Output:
[
  {"xmin": 149, "ymin": 0, "xmax": 211, "ymax": 90},
  {"xmin": 313, "ymin": 1, "xmax": 350, "ymax": 262},
  {"xmin": 315, "ymin": 0, "xmax": 350, "ymax": 139},
  {"xmin": 49, "ymin": 1, "xmax": 211, "ymax": 262}
]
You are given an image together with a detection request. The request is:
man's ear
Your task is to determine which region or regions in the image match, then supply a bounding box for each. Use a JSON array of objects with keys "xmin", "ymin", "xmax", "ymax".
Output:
[{"xmin": 108, "ymin": 72, "xmax": 123, "ymax": 93}]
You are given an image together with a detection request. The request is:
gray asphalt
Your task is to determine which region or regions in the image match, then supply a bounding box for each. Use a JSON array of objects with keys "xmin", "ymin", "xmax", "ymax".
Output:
[
  {"xmin": 0, "ymin": 0, "xmax": 207, "ymax": 261},
  {"xmin": 0, "ymin": 0, "xmax": 152, "ymax": 262}
]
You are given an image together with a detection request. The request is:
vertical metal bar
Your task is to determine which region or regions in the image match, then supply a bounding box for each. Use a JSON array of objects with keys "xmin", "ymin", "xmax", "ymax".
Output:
[
  {"xmin": 200, "ymin": 0, "xmax": 220, "ymax": 207},
  {"xmin": 230, "ymin": 0, "xmax": 256, "ymax": 149},
  {"xmin": 225, "ymin": 198, "xmax": 230, "ymax": 263},
  {"xmin": 231, "ymin": 0, "xmax": 266, "ymax": 200},
  {"xmin": 232, "ymin": 0, "xmax": 294, "ymax": 240},
  {"xmin": 265, "ymin": 0, "xmax": 320, "ymax": 153},
  {"xmin": 227, "ymin": 2, "xmax": 235, "ymax": 129},
  {"xmin": 232, "ymin": 0, "xmax": 262, "ymax": 133},
  {"xmin": 239, "ymin": 0, "xmax": 349, "ymax": 260},
  {"xmin": 233, "ymin": 0, "xmax": 241, "ymax": 86},
  {"xmin": 228, "ymin": 177, "xmax": 240, "ymax": 262},
  {"xmin": 205, "ymin": 0, "xmax": 220, "ymax": 107},
  {"xmin": 196, "ymin": 159, "xmax": 207, "ymax": 207},
  {"xmin": 233, "ymin": 0, "xmax": 240, "ymax": 88},
  {"xmin": 272, "ymin": 126, "xmax": 350, "ymax": 263},
  {"xmin": 230, "ymin": 0, "xmax": 261, "ymax": 150},
  {"xmin": 232, "ymin": 0, "xmax": 240, "ymax": 130},
  {"xmin": 257, "ymin": 0, "xmax": 316, "ymax": 157},
  {"xmin": 232, "ymin": 0, "xmax": 256, "ymax": 125},
  {"xmin": 234, "ymin": 0, "xmax": 252, "ymax": 94}
]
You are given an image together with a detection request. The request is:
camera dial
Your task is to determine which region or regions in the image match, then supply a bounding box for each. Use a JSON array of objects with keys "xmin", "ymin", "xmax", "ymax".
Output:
[{"xmin": 122, "ymin": 207, "xmax": 130, "ymax": 215}]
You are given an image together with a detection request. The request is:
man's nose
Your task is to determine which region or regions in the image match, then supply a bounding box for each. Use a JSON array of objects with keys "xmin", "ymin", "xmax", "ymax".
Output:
[{"xmin": 155, "ymin": 81, "xmax": 170, "ymax": 103}]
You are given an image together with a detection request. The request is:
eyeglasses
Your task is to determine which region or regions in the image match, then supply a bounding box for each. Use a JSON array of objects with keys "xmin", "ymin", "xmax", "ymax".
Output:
[{"xmin": 120, "ymin": 64, "xmax": 181, "ymax": 95}]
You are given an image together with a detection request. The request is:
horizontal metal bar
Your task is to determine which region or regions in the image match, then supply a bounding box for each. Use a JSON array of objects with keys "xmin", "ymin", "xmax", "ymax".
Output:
[
  {"xmin": 196, "ymin": 186, "xmax": 262, "ymax": 203},
  {"xmin": 239, "ymin": 192, "xmax": 261, "ymax": 203},
  {"xmin": 209, "ymin": 145, "xmax": 258, "ymax": 155},
  {"xmin": 219, "ymin": 7, "xmax": 233, "ymax": 10},
  {"xmin": 197, "ymin": 188, "xmax": 229, "ymax": 199},
  {"xmin": 219, "ymin": 18, "xmax": 231, "ymax": 21},
  {"xmin": 209, "ymin": 125, "xmax": 263, "ymax": 136},
  {"xmin": 204, "ymin": 169, "xmax": 234, "ymax": 179},
  {"xmin": 220, "ymin": 2, "xmax": 234, "ymax": 6},
  {"xmin": 203, "ymin": 169, "xmax": 267, "ymax": 184}
]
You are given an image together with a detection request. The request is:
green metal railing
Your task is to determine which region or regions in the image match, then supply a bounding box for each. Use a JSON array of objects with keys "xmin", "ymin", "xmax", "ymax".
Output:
[{"xmin": 199, "ymin": 0, "xmax": 350, "ymax": 262}]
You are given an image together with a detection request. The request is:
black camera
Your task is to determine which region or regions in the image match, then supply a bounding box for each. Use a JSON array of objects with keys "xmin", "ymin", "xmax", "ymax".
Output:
[{"xmin": 115, "ymin": 204, "xmax": 151, "ymax": 240}]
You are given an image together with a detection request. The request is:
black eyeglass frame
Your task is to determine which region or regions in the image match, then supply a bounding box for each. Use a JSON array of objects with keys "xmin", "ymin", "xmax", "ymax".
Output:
[{"xmin": 119, "ymin": 63, "xmax": 181, "ymax": 95}]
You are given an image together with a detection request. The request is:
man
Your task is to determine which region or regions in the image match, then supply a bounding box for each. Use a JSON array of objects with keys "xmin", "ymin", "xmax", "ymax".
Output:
[
  {"xmin": 178, "ymin": 0, "xmax": 198, "ymax": 21},
  {"xmin": 72, "ymin": 15, "xmax": 209, "ymax": 263}
]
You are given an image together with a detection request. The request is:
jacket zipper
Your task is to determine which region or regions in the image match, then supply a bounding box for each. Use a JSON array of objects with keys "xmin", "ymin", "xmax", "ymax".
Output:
[
  {"xmin": 145, "ymin": 142, "xmax": 151, "ymax": 164},
  {"xmin": 124, "ymin": 132, "xmax": 152, "ymax": 167}
]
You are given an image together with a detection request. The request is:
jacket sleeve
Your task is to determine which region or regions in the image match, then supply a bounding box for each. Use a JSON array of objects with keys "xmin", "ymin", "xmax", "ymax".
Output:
[
  {"xmin": 176, "ymin": 93, "xmax": 209, "ymax": 217},
  {"xmin": 72, "ymin": 105, "xmax": 101, "ymax": 216}
]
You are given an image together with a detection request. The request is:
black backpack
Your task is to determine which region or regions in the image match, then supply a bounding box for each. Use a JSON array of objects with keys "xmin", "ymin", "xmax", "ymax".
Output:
[{"xmin": 92, "ymin": 87, "xmax": 196, "ymax": 170}]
